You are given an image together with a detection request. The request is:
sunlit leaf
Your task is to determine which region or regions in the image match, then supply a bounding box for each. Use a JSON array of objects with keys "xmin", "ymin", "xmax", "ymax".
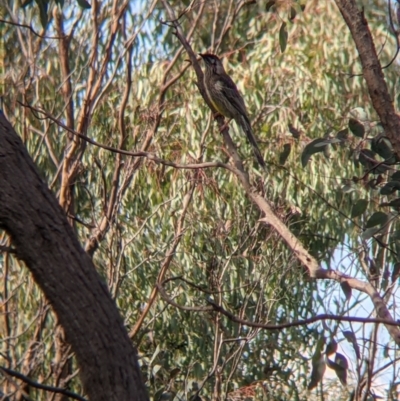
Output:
[
  {"xmin": 313, "ymin": 138, "xmax": 341, "ymax": 147},
  {"xmin": 152, "ymin": 364, "xmax": 162, "ymax": 376},
  {"xmin": 350, "ymin": 107, "xmax": 368, "ymax": 121},
  {"xmin": 362, "ymin": 226, "xmax": 380, "ymax": 240},
  {"xmin": 341, "ymin": 183, "xmax": 356, "ymax": 193}
]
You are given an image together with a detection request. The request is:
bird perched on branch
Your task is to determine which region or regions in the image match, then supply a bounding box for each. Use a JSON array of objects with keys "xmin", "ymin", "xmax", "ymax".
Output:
[{"xmin": 199, "ymin": 53, "xmax": 266, "ymax": 169}]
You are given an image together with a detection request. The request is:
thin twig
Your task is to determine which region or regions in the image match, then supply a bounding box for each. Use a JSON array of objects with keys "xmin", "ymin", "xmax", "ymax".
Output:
[
  {"xmin": 156, "ymin": 281, "xmax": 400, "ymax": 328},
  {"xmin": 0, "ymin": 367, "xmax": 87, "ymax": 401},
  {"xmin": 20, "ymin": 102, "xmax": 231, "ymax": 172},
  {"xmin": 0, "ymin": 19, "xmax": 65, "ymax": 39}
]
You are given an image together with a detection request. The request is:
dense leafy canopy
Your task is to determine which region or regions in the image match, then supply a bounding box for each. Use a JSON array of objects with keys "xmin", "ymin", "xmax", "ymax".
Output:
[{"xmin": 1, "ymin": 0, "xmax": 400, "ymax": 400}]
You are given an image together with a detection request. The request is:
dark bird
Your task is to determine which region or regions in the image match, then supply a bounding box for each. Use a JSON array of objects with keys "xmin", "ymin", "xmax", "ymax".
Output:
[{"xmin": 199, "ymin": 53, "xmax": 266, "ymax": 169}]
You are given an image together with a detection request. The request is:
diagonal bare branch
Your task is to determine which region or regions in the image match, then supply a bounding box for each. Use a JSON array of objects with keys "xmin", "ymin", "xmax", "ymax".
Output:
[{"xmin": 160, "ymin": 0, "xmax": 400, "ymax": 345}]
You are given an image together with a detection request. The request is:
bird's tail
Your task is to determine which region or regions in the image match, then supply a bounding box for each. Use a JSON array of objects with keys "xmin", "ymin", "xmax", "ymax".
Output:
[{"xmin": 238, "ymin": 115, "xmax": 266, "ymax": 169}]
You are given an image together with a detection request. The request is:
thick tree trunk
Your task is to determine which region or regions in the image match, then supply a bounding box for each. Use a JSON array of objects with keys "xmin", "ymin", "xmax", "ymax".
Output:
[{"xmin": 0, "ymin": 112, "xmax": 148, "ymax": 401}]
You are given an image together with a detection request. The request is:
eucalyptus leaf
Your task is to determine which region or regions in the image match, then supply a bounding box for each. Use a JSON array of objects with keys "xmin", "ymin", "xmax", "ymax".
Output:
[
  {"xmin": 348, "ymin": 118, "xmax": 365, "ymax": 138},
  {"xmin": 334, "ymin": 353, "xmax": 348, "ymax": 385},
  {"xmin": 336, "ymin": 128, "xmax": 349, "ymax": 143},
  {"xmin": 340, "ymin": 282, "xmax": 351, "ymax": 301},
  {"xmin": 21, "ymin": 0, "xmax": 34, "ymax": 6},
  {"xmin": 392, "ymin": 262, "xmax": 400, "ymax": 283},
  {"xmin": 279, "ymin": 144, "xmax": 291, "ymax": 165},
  {"xmin": 380, "ymin": 181, "xmax": 400, "ymax": 195},
  {"xmin": 349, "ymin": 107, "xmax": 368, "ymax": 121},
  {"xmin": 325, "ymin": 356, "xmax": 347, "ymax": 386},
  {"xmin": 365, "ymin": 212, "xmax": 388, "ymax": 228},
  {"xmin": 341, "ymin": 183, "xmax": 356, "ymax": 193},
  {"xmin": 358, "ymin": 149, "xmax": 376, "ymax": 167},
  {"xmin": 77, "ymin": 0, "xmax": 91, "ymax": 8},
  {"xmin": 342, "ymin": 331, "xmax": 360, "ymax": 359},
  {"xmin": 380, "ymin": 198, "xmax": 400, "ymax": 209},
  {"xmin": 266, "ymin": 0, "xmax": 276, "ymax": 11},
  {"xmin": 359, "ymin": 149, "xmax": 390, "ymax": 174},
  {"xmin": 308, "ymin": 354, "xmax": 325, "ymax": 390},
  {"xmin": 35, "ymin": 0, "xmax": 48, "ymax": 28},
  {"xmin": 371, "ymin": 136, "xmax": 394, "ymax": 161},
  {"xmin": 313, "ymin": 138, "xmax": 341, "ymax": 147},
  {"xmin": 351, "ymin": 199, "xmax": 368, "ymax": 218},
  {"xmin": 279, "ymin": 22, "xmax": 288, "ymax": 53},
  {"xmin": 383, "ymin": 344, "xmax": 390, "ymax": 359},
  {"xmin": 301, "ymin": 138, "xmax": 328, "ymax": 167},
  {"xmin": 325, "ymin": 341, "xmax": 337, "ymax": 356},
  {"xmin": 289, "ymin": 7, "xmax": 297, "ymax": 20}
]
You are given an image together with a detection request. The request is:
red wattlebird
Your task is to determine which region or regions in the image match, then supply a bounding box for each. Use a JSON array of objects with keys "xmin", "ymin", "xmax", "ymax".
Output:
[{"xmin": 199, "ymin": 53, "xmax": 266, "ymax": 169}]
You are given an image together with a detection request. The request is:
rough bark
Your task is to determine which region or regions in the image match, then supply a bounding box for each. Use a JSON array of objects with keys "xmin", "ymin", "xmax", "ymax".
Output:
[
  {"xmin": 0, "ymin": 112, "xmax": 148, "ymax": 401},
  {"xmin": 334, "ymin": 0, "xmax": 400, "ymax": 158}
]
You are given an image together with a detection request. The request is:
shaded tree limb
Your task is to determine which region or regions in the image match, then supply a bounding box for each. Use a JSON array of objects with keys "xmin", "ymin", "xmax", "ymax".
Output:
[
  {"xmin": 0, "ymin": 113, "xmax": 148, "ymax": 401},
  {"xmin": 334, "ymin": 0, "xmax": 400, "ymax": 158}
]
